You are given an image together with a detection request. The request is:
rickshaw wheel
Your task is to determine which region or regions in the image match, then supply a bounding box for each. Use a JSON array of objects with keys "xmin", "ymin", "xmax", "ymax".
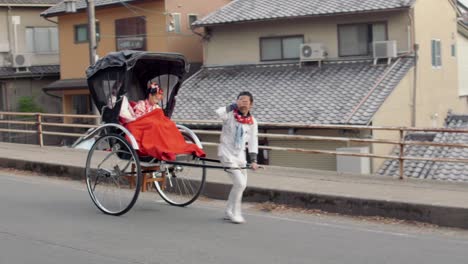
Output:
[
  {"xmin": 85, "ymin": 134, "xmax": 142, "ymax": 215},
  {"xmin": 154, "ymin": 135, "xmax": 206, "ymax": 207}
]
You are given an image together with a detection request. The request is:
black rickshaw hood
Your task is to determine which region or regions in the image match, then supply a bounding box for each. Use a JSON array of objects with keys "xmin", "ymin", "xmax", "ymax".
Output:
[
  {"xmin": 86, "ymin": 51, "xmax": 189, "ymax": 80},
  {"xmin": 86, "ymin": 51, "xmax": 189, "ymax": 122}
]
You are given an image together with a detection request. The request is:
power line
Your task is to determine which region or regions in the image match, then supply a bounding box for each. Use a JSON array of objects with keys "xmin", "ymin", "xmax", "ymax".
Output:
[{"xmin": 118, "ymin": 0, "xmax": 167, "ymax": 16}]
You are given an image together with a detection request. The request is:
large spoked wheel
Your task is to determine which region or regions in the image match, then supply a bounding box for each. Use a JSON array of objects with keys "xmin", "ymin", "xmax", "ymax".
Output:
[
  {"xmin": 85, "ymin": 134, "xmax": 142, "ymax": 215},
  {"xmin": 154, "ymin": 135, "xmax": 206, "ymax": 207}
]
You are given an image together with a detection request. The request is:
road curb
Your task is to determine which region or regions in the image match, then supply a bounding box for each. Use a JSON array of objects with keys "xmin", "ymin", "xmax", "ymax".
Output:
[{"xmin": 2, "ymin": 157, "xmax": 468, "ymax": 229}]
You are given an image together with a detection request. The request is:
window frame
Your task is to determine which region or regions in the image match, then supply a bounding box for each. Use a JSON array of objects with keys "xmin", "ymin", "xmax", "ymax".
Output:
[
  {"xmin": 74, "ymin": 23, "xmax": 100, "ymax": 44},
  {"xmin": 168, "ymin": 13, "xmax": 181, "ymax": 33},
  {"xmin": 187, "ymin": 13, "xmax": 198, "ymax": 29},
  {"xmin": 431, "ymin": 39, "xmax": 442, "ymax": 69},
  {"xmin": 25, "ymin": 26, "xmax": 59, "ymax": 54},
  {"xmin": 115, "ymin": 16, "xmax": 147, "ymax": 51},
  {"xmin": 0, "ymin": 83, "xmax": 6, "ymax": 112},
  {"xmin": 259, "ymin": 35, "xmax": 304, "ymax": 62},
  {"xmin": 337, "ymin": 22, "xmax": 388, "ymax": 57}
]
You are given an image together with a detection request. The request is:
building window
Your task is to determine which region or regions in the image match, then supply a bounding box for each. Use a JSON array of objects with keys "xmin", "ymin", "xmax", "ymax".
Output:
[
  {"xmin": 431, "ymin": 39, "xmax": 442, "ymax": 68},
  {"xmin": 338, "ymin": 23, "xmax": 387, "ymax": 57},
  {"xmin": 72, "ymin": 95, "xmax": 91, "ymax": 114},
  {"xmin": 188, "ymin": 14, "xmax": 198, "ymax": 28},
  {"xmin": 260, "ymin": 35, "xmax": 304, "ymax": 61},
  {"xmin": 0, "ymin": 84, "xmax": 6, "ymax": 112},
  {"xmin": 168, "ymin": 13, "xmax": 181, "ymax": 33},
  {"xmin": 74, "ymin": 23, "xmax": 100, "ymax": 43},
  {"xmin": 26, "ymin": 27, "xmax": 58, "ymax": 53},
  {"xmin": 115, "ymin": 16, "xmax": 147, "ymax": 51},
  {"xmin": 451, "ymin": 44, "xmax": 456, "ymax": 57}
]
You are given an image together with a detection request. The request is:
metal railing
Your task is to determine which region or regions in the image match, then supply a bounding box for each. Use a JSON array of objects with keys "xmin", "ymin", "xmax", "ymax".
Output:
[{"xmin": 1, "ymin": 111, "xmax": 468, "ymax": 179}]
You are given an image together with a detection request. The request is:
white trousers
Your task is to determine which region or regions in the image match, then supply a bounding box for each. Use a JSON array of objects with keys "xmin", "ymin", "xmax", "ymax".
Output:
[{"xmin": 222, "ymin": 160, "xmax": 247, "ymax": 218}]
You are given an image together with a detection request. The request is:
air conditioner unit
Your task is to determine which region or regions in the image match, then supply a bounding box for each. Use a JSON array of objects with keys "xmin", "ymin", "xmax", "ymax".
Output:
[
  {"xmin": 373, "ymin": 40, "xmax": 397, "ymax": 64},
  {"xmin": 12, "ymin": 53, "xmax": 32, "ymax": 68},
  {"xmin": 300, "ymin": 43, "xmax": 326, "ymax": 63},
  {"xmin": 336, "ymin": 147, "xmax": 371, "ymax": 175}
]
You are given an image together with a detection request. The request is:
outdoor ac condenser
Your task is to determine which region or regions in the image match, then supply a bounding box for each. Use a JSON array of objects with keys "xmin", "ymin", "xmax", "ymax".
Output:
[
  {"xmin": 373, "ymin": 40, "xmax": 397, "ymax": 64},
  {"xmin": 336, "ymin": 147, "xmax": 371, "ymax": 175},
  {"xmin": 300, "ymin": 43, "xmax": 326, "ymax": 63},
  {"xmin": 12, "ymin": 53, "xmax": 32, "ymax": 68}
]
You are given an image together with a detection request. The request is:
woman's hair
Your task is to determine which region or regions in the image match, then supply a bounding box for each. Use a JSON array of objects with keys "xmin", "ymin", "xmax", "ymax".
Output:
[
  {"xmin": 237, "ymin": 91, "xmax": 254, "ymax": 103},
  {"xmin": 145, "ymin": 81, "xmax": 160, "ymax": 98}
]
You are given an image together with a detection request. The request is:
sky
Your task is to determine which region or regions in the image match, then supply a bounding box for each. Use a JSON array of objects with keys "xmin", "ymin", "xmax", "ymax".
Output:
[{"xmin": 460, "ymin": 0, "xmax": 468, "ymax": 7}]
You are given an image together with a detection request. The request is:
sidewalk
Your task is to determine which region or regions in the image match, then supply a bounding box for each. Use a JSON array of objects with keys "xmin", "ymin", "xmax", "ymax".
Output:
[{"xmin": 1, "ymin": 142, "xmax": 468, "ymax": 228}]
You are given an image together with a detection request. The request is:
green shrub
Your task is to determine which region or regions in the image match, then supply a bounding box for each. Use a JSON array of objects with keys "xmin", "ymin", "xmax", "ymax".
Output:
[{"xmin": 18, "ymin": 96, "xmax": 44, "ymax": 113}]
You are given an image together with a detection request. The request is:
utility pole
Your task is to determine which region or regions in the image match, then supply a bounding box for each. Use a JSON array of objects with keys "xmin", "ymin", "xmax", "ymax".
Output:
[
  {"xmin": 85, "ymin": 0, "xmax": 99, "ymax": 122},
  {"xmin": 86, "ymin": 0, "xmax": 97, "ymax": 65}
]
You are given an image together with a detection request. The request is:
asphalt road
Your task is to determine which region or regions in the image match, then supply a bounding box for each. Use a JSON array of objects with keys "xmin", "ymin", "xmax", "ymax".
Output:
[{"xmin": 1, "ymin": 169, "xmax": 468, "ymax": 264}]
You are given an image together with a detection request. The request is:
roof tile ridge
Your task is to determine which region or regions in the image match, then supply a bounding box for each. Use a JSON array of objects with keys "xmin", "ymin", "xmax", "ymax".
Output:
[{"xmin": 204, "ymin": 62, "xmax": 299, "ymax": 69}]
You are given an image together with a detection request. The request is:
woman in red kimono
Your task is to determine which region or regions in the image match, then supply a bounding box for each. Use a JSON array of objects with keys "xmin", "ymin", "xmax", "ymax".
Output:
[{"xmin": 120, "ymin": 82, "xmax": 205, "ymax": 161}]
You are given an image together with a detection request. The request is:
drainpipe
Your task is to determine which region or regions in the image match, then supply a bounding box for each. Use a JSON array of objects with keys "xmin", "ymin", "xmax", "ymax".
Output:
[
  {"xmin": 6, "ymin": 6, "xmax": 12, "ymax": 61},
  {"xmin": 411, "ymin": 44, "xmax": 419, "ymax": 127},
  {"xmin": 408, "ymin": 7, "xmax": 418, "ymax": 127},
  {"xmin": 43, "ymin": 16, "xmax": 58, "ymax": 24},
  {"xmin": 43, "ymin": 89, "xmax": 62, "ymax": 100}
]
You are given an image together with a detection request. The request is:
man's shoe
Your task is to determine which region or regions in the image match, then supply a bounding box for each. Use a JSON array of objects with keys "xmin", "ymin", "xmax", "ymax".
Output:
[
  {"xmin": 223, "ymin": 211, "xmax": 234, "ymax": 221},
  {"xmin": 230, "ymin": 215, "xmax": 246, "ymax": 224}
]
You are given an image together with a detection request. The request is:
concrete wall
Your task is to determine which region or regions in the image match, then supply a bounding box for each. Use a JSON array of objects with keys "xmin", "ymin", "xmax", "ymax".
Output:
[
  {"xmin": 412, "ymin": 0, "xmax": 467, "ymax": 126},
  {"xmin": 0, "ymin": 7, "xmax": 59, "ymax": 67},
  {"xmin": 58, "ymin": 2, "xmax": 165, "ymax": 79},
  {"xmin": 458, "ymin": 32, "xmax": 468, "ymax": 96},
  {"xmin": 0, "ymin": 10, "xmax": 11, "ymax": 66},
  {"xmin": 2, "ymin": 77, "xmax": 61, "ymax": 113},
  {"xmin": 204, "ymin": 10, "xmax": 411, "ymax": 66},
  {"xmin": 57, "ymin": 0, "xmax": 229, "ymax": 79},
  {"xmin": 372, "ymin": 69, "xmax": 413, "ymax": 171},
  {"xmin": 165, "ymin": 0, "xmax": 230, "ymax": 64}
]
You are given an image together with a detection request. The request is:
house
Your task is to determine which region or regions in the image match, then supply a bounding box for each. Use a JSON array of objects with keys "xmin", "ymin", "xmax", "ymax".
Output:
[
  {"xmin": 172, "ymin": 0, "xmax": 468, "ymax": 171},
  {"xmin": 40, "ymin": 0, "xmax": 229, "ymax": 118},
  {"xmin": 378, "ymin": 1, "xmax": 468, "ymax": 180},
  {"xmin": 0, "ymin": 0, "xmax": 61, "ymax": 114}
]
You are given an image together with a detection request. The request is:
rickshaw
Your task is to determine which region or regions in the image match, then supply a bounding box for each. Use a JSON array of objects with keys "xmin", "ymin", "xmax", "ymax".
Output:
[{"xmin": 76, "ymin": 51, "xmax": 225, "ymax": 216}]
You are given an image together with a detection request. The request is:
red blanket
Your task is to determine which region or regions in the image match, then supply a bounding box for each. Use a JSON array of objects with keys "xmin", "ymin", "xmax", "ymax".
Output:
[{"xmin": 125, "ymin": 109, "xmax": 205, "ymax": 161}]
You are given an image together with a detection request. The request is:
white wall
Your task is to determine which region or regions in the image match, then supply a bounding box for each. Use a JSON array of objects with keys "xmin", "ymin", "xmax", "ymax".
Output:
[
  {"xmin": 458, "ymin": 33, "xmax": 468, "ymax": 96},
  {"xmin": 205, "ymin": 10, "xmax": 410, "ymax": 66},
  {"xmin": 0, "ymin": 7, "xmax": 59, "ymax": 67}
]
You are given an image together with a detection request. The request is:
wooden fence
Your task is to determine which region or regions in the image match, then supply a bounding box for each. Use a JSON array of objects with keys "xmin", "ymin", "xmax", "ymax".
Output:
[{"xmin": 1, "ymin": 111, "xmax": 468, "ymax": 179}]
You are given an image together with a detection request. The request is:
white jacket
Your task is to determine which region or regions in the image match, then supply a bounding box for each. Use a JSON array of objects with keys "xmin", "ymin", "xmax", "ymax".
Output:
[{"xmin": 215, "ymin": 106, "xmax": 258, "ymax": 164}]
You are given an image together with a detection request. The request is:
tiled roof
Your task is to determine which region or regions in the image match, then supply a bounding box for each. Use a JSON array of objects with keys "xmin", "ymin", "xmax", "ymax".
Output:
[
  {"xmin": 41, "ymin": 0, "xmax": 136, "ymax": 17},
  {"xmin": 0, "ymin": 0, "xmax": 59, "ymax": 5},
  {"xmin": 0, "ymin": 65, "xmax": 60, "ymax": 78},
  {"xmin": 42, "ymin": 78, "xmax": 87, "ymax": 91},
  {"xmin": 378, "ymin": 114, "xmax": 468, "ymax": 181},
  {"xmin": 194, "ymin": 0, "xmax": 415, "ymax": 27},
  {"xmin": 172, "ymin": 57, "xmax": 414, "ymax": 125}
]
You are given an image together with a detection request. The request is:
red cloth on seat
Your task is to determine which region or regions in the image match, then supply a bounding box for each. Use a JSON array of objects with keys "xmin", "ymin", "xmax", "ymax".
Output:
[{"xmin": 125, "ymin": 108, "xmax": 205, "ymax": 161}]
